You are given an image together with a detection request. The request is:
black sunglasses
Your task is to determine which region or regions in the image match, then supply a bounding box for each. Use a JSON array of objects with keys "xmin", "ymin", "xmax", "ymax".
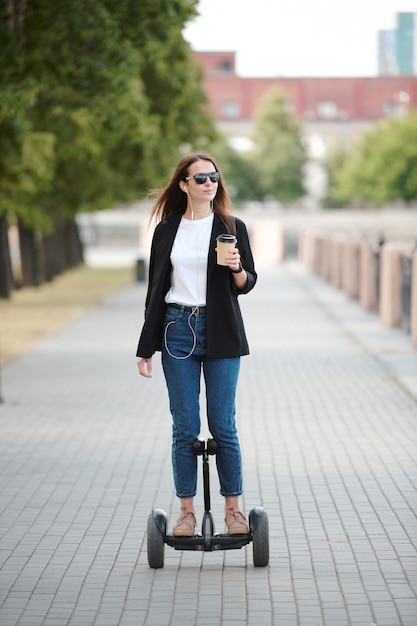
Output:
[{"xmin": 184, "ymin": 172, "xmax": 220, "ymax": 184}]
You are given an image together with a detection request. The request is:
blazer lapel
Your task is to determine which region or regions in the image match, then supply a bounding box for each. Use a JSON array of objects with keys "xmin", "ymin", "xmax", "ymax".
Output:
[{"xmin": 160, "ymin": 212, "xmax": 183, "ymax": 256}]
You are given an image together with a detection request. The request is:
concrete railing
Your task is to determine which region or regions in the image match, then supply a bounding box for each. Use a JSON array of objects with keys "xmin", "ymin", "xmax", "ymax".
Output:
[
  {"xmin": 249, "ymin": 219, "xmax": 286, "ymax": 266},
  {"xmin": 299, "ymin": 228, "xmax": 417, "ymax": 350}
]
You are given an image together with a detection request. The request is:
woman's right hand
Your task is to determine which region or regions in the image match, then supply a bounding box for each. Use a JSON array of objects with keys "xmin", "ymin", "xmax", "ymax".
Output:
[{"xmin": 137, "ymin": 357, "xmax": 152, "ymax": 378}]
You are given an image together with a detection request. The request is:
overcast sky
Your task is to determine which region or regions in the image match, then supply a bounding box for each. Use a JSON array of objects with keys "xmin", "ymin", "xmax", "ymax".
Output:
[{"xmin": 183, "ymin": 0, "xmax": 417, "ymax": 77}]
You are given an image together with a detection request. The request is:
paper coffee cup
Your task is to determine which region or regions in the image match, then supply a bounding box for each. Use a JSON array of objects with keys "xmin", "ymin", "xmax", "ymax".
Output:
[{"xmin": 216, "ymin": 234, "xmax": 237, "ymax": 266}]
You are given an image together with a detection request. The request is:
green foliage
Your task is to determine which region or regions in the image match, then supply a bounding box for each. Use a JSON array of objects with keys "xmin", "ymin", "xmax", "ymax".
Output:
[
  {"xmin": 324, "ymin": 111, "xmax": 417, "ymax": 206},
  {"xmin": 210, "ymin": 135, "xmax": 264, "ymax": 202},
  {"xmin": 322, "ymin": 145, "xmax": 351, "ymax": 208},
  {"xmin": 0, "ymin": 0, "xmax": 214, "ymax": 231},
  {"xmin": 0, "ymin": 78, "xmax": 55, "ymax": 229},
  {"xmin": 207, "ymin": 88, "xmax": 307, "ymax": 204},
  {"xmin": 251, "ymin": 87, "xmax": 307, "ymax": 202}
]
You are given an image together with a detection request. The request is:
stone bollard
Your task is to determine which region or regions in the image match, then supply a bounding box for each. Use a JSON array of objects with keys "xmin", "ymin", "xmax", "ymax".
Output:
[
  {"xmin": 305, "ymin": 230, "xmax": 319, "ymax": 274},
  {"xmin": 412, "ymin": 250, "xmax": 417, "ymax": 349},
  {"xmin": 250, "ymin": 219, "xmax": 285, "ymax": 266},
  {"xmin": 359, "ymin": 242, "xmax": 378, "ymax": 310},
  {"xmin": 320, "ymin": 233, "xmax": 331, "ymax": 282},
  {"xmin": 313, "ymin": 233, "xmax": 323, "ymax": 276},
  {"xmin": 340, "ymin": 238, "xmax": 350, "ymax": 294},
  {"xmin": 135, "ymin": 258, "xmax": 146, "ymax": 282},
  {"xmin": 330, "ymin": 235, "xmax": 344, "ymax": 290},
  {"xmin": 344, "ymin": 240, "xmax": 360, "ymax": 299},
  {"xmin": 299, "ymin": 228, "xmax": 312, "ymax": 268},
  {"xmin": 379, "ymin": 243, "xmax": 411, "ymax": 328}
]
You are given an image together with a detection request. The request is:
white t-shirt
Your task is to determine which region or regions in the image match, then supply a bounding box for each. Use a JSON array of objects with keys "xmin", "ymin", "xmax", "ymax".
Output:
[{"xmin": 165, "ymin": 213, "xmax": 214, "ymax": 307}]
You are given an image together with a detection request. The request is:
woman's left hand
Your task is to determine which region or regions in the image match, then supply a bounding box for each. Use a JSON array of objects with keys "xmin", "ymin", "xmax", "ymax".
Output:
[
  {"xmin": 225, "ymin": 247, "xmax": 247, "ymax": 287},
  {"xmin": 225, "ymin": 247, "xmax": 242, "ymax": 272}
]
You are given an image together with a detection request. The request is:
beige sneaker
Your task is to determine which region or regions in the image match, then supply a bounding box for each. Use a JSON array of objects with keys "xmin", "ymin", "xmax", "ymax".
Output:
[
  {"xmin": 173, "ymin": 508, "xmax": 197, "ymax": 536},
  {"xmin": 225, "ymin": 508, "xmax": 249, "ymax": 535}
]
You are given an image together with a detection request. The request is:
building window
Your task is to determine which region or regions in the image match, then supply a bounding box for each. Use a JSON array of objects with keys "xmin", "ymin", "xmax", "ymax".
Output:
[
  {"xmin": 222, "ymin": 102, "xmax": 239, "ymax": 119},
  {"xmin": 383, "ymin": 101, "xmax": 395, "ymax": 116},
  {"xmin": 219, "ymin": 59, "xmax": 232, "ymax": 74},
  {"xmin": 317, "ymin": 101, "xmax": 338, "ymax": 120}
]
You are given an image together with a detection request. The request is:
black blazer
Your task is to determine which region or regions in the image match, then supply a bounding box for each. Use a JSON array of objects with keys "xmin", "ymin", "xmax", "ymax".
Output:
[{"xmin": 136, "ymin": 211, "xmax": 257, "ymax": 359}]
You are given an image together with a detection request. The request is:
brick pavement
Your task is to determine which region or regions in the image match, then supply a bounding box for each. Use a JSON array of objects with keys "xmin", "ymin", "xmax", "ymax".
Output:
[{"xmin": 0, "ymin": 263, "xmax": 416, "ymax": 626}]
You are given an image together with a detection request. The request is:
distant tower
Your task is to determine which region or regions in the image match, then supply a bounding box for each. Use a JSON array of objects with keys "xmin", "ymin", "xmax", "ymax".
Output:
[
  {"xmin": 378, "ymin": 30, "xmax": 397, "ymax": 75},
  {"xmin": 396, "ymin": 12, "xmax": 415, "ymax": 74},
  {"xmin": 378, "ymin": 12, "xmax": 417, "ymax": 76}
]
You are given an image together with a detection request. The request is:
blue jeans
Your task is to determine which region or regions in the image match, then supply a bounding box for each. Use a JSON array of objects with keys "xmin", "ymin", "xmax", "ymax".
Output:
[{"xmin": 161, "ymin": 305, "xmax": 242, "ymax": 499}]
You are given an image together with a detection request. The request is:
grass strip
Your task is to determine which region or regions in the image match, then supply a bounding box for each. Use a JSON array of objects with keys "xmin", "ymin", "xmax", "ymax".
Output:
[{"xmin": 0, "ymin": 265, "xmax": 134, "ymax": 366}]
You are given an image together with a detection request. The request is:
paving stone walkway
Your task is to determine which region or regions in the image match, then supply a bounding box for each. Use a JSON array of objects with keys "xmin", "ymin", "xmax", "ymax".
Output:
[{"xmin": 0, "ymin": 263, "xmax": 416, "ymax": 626}]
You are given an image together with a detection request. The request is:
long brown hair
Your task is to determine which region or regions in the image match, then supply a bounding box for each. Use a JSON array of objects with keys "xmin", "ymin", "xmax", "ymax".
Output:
[{"xmin": 149, "ymin": 153, "xmax": 235, "ymax": 234}]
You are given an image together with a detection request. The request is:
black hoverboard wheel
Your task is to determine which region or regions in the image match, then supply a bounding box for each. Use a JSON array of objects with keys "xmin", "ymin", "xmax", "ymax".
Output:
[
  {"xmin": 147, "ymin": 509, "xmax": 167, "ymax": 569},
  {"xmin": 249, "ymin": 507, "xmax": 269, "ymax": 567}
]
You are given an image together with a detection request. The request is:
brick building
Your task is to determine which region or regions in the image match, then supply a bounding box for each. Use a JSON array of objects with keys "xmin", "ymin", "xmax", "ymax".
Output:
[
  {"xmin": 193, "ymin": 51, "xmax": 417, "ymax": 153},
  {"xmin": 192, "ymin": 51, "xmax": 417, "ymax": 205}
]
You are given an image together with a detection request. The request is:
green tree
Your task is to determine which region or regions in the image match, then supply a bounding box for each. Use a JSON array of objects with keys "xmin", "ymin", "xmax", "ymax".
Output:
[
  {"xmin": 210, "ymin": 135, "xmax": 264, "ymax": 202},
  {"xmin": 251, "ymin": 87, "xmax": 306, "ymax": 203},
  {"xmin": 322, "ymin": 145, "xmax": 350, "ymax": 208},
  {"xmin": 0, "ymin": 0, "xmax": 215, "ymax": 296},
  {"xmin": 329, "ymin": 111, "xmax": 417, "ymax": 206}
]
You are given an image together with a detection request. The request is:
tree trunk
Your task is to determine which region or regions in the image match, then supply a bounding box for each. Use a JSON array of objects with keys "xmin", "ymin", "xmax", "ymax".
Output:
[
  {"xmin": 42, "ymin": 222, "xmax": 64, "ymax": 282},
  {"xmin": 40, "ymin": 217, "xmax": 84, "ymax": 283},
  {"xmin": 4, "ymin": 0, "xmax": 28, "ymax": 54},
  {"xmin": 64, "ymin": 218, "xmax": 84, "ymax": 268},
  {"xmin": 18, "ymin": 219, "xmax": 41, "ymax": 287},
  {"xmin": 0, "ymin": 215, "xmax": 13, "ymax": 299}
]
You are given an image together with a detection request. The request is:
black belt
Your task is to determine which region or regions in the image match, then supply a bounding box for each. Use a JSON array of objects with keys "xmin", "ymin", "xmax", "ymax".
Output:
[{"xmin": 167, "ymin": 303, "xmax": 207, "ymax": 315}]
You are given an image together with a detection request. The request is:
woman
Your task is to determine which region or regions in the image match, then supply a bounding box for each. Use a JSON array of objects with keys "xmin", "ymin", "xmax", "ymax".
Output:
[{"xmin": 136, "ymin": 153, "xmax": 257, "ymax": 537}]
